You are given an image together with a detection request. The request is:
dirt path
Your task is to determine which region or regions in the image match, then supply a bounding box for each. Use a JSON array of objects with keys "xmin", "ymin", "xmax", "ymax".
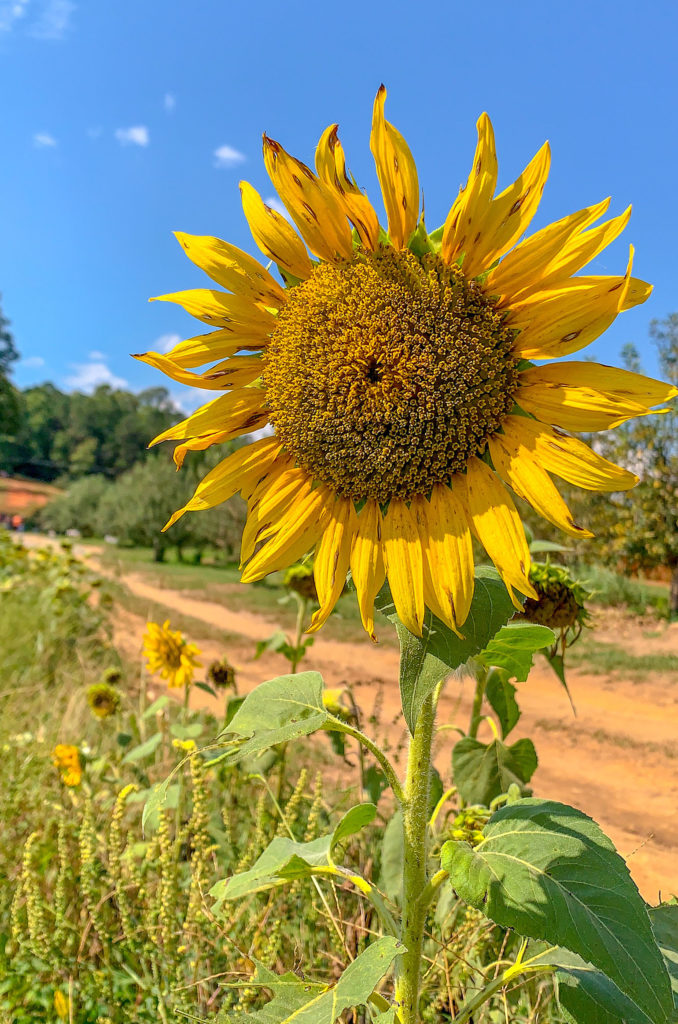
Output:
[{"xmin": 25, "ymin": 535, "xmax": 678, "ymax": 900}]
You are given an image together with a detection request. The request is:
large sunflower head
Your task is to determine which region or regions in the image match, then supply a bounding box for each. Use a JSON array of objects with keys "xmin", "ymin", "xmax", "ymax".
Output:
[{"xmin": 138, "ymin": 87, "xmax": 676, "ymax": 640}]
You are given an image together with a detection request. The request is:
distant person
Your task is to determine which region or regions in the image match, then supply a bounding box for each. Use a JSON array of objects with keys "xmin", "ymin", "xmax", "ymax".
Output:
[{"xmin": 11, "ymin": 514, "xmax": 23, "ymax": 532}]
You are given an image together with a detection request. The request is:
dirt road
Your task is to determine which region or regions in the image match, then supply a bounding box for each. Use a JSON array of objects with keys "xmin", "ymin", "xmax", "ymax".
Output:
[{"xmin": 26, "ymin": 535, "xmax": 678, "ymax": 900}]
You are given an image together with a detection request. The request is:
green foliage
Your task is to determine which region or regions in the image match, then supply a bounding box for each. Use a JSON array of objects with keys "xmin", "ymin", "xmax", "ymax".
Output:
[
  {"xmin": 216, "ymin": 938, "xmax": 403, "ymax": 1024},
  {"xmin": 211, "ymin": 803, "xmax": 376, "ymax": 902},
  {"xmin": 2, "ymin": 381, "xmax": 180, "ymax": 481},
  {"xmin": 476, "ymin": 621, "xmax": 555, "ymax": 680},
  {"xmin": 38, "ymin": 473, "xmax": 111, "ymax": 536},
  {"xmin": 376, "ymin": 566, "xmax": 518, "ymax": 732},
  {"xmin": 442, "ymin": 799, "xmax": 674, "ymax": 1024},
  {"xmin": 452, "ymin": 737, "xmax": 537, "ymax": 805}
]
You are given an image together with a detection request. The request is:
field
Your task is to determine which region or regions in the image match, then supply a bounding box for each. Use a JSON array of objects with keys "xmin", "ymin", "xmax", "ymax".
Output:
[
  {"xmin": 70, "ymin": 538, "xmax": 678, "ymax": 900},
  {"xmin": 0, "ymin": 476, "xmax": 61, "ymax": 517}
]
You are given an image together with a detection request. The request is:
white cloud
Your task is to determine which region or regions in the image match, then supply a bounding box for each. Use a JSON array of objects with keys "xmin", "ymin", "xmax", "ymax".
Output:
[
  {"xmin": 153, "ymin": 333, "xmax": 181, "ymax": 354},
  {"xmin": 0, "ymin": 0, "xmax": 29, "ymax": 33},
  {"xmin": 29, "ymin": 0, "xmax": 74, "ymax": 39},
  {"xmin": 115, "ymin": 125, "xmax": 149, "ymax": 148},
  {"xmin": 214, "ymin": 144, "xmax": 245, "ymax": 169},
  {"xmin": 33, "ymin": 131, "xmax": 57, "ymax": 148},
  {"xmin": 164, "ymin": 92, "xmax": 175, "ymax": 113},
  {"xmin": 88, "ymin": 349, "xmax": 105, "ymax": 360},
  {"xmin": 64, "ymin": 360, "xmax": 128, "ymax": 393},
  {"xmin": 264, "ymin": 195, "xmax": 291, "ymax": 220},
  {"xmin": 19, "ymin": 355, "xmax": 45, "ymax": 369}
]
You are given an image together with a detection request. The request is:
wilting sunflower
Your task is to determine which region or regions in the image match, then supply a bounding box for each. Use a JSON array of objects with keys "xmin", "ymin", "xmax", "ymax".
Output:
[
  {"xmin": 137, "ymin": 88, "xmax": 676, "ymax": 640},
  {"xmin": 143, "ymin": 619, "xmax": 202, "ymax": 688}
]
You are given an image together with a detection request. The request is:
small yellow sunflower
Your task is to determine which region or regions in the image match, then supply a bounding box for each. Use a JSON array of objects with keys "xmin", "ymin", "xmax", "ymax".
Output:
[
  {"xmin": 142, "ymin": 619, "xmax": 202, "ymax": 688},
  {"xmin": 138, "ymin": 87, "xmax": 676, "ymax": 640},
  {"xmin": 52, "ymin": 743, "xmax": 82, "ymax": 787}
]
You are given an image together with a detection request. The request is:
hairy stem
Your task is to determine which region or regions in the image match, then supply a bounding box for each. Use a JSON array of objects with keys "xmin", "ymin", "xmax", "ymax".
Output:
[
  {"xmin": 468, "ymin": 663, "xmax": 488, "ymax": 740},
  {"xmin": 395, "ymin": 689, "xmax": 439, "ymax": 1024}
]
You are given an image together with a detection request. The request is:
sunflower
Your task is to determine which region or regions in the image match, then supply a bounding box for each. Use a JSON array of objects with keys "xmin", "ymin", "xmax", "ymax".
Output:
[
  {"xmin": 143, "ymin": 619, "xmax": 202, "ymax": 688},
  {"xmin": 52, "ymin": 743, "xmax": 82, "ymax": 787},
  {"xmin": 138, "ymin": 87, "xmax": 676, "ymax": 640}
]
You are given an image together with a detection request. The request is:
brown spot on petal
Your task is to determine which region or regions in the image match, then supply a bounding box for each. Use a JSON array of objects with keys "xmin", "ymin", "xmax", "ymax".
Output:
[
  {"xmin": 302, "ymin": 202, "xmax": 319, "ymax": 222},
  {"xmin": 561, "ymin": 330, "xmax": 581, "ymax": 343}
]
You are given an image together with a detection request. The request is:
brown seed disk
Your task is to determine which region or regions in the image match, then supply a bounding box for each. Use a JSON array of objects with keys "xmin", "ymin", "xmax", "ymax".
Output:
[{"xmin": 263, "ymin": 247, "xmax": 519, "ymax": 502}]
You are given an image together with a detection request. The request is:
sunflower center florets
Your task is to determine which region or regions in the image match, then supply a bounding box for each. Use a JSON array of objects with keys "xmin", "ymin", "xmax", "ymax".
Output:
[{"xmin": 264, "ymin": 248, "xmax": 519, "ymax": 502}]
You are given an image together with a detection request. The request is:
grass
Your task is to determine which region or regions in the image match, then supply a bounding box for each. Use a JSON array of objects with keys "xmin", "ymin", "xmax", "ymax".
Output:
[
  {"xmin": 566, "ymin": 633, "xmax": 678, "ymax": 679},
  {"xmin": 571, "ymin": 562, "xmax": 670, "ymax": 617},
  {"xmin": 100, "ymin": 542, "xmax": 397, "ymax": 646}
]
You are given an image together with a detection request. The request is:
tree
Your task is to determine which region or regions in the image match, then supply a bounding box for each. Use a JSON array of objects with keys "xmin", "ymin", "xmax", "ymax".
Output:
[
  {"xmin": 0, "ymin": 297, "xmax": 20, "ymax": 438},
  {"xmin": 588, "ymin": 316, "xmax": 678, "ymax": 615}
]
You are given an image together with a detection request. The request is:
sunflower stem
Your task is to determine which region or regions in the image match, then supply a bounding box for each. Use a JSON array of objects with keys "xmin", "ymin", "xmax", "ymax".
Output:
[
  {"xmin": 468, "ymin": 663, "xmax": 488, "ymax": 740},
  {"xmin": 395, "ymin": 687, "xmax": 439, "ymax": 1024}
]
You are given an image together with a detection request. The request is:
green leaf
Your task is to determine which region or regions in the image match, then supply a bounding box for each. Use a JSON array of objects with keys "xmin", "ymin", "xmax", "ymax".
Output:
[
  {"xmin": 211, "ymin": 803, "xmax": 376, "ymax": 903},
  {"xmin": 142, "ymin": 695, "xmax": 170, "ymax": 718},
  {"xmin": 650, "ymin": 905, "xmax": 678, "ymax": 1008},
  {"xmin": 139, "ymin": 781, "xmax": 180, "ymax": 832},
  {"xmin": 477, "ymin": 621, "xmax": 555, "ymax": 681},
  {"xmin": 441, "ymin": 799, "xmax": 674, "ymax": 1024},
  {"xmin": 452, "ymin": 736, "xmax": 536, "ymax": 806},
  {"xmin": 217, "ymin": 937, "xmax": 403, "ymax": 1023},
  {"xmin": 529, "ymin": 946, "xmax": 656, "ymax": 1024},
  {"xmin": 363, "ymin": 765, "xmax": 388, "ymax": 805},
  {"xmin": 121, "ymin": 732, "xmax": 162, "ymax": 764},
  {"xmin": 485, "ymin": 670, "xmax": 520, "ymax": 738},
  {"xmin": 380, "ymin": 810, "xmax": 403, "ymax": 903},
  {"xmin": 375, "ymin": 567, "xmax": 517, "ymax": 732},
  {"xmin": 170, "ymin": 722, "xmax": 203, "ymax": 740},
  {"xmin": 217, "ymin": 672, "xmax": 330, "ymax": 765}
]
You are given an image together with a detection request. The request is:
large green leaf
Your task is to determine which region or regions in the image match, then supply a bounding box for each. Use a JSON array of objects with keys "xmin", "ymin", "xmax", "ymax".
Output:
[
  {"xmin": 485, "ymin": 671, "xmax": 520, "ymax": 738},
  {"xmin": 218, "ymin": 671, "xmax": 330, "ymax": 765},
  {"xmin": 650, "ymin": 905, "xmax": 678, "ymax": 1009},
  {"xmin": 211, "ymin": 804, "xmax": 377, "ymax": 903},
  {"xmin": 452, "ymin": 736, "xmax": 537, "ymax": 806},
  {"xmin": 476, "ymin": 621, "xmax": 555, "ymax": 681},
  {"xmin": 441, "ymin": 799, "xmax": 674, "ymax": 1024},
  {"xmin": 375, "ymin": 567, "xmax": 517, "ymax": 732},
  {"xmin": 216, "ymin": 937, "xmax": 403, "ymax": 1023}
]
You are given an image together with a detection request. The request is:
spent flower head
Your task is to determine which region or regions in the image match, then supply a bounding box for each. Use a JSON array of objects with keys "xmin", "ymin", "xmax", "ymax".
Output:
[
  {"xmin": 86, "ymin": 681, "xmax": 121, "ymax": 719},
  {"xmin": 143, "ymin": 619, "xmax": 202, "ymax": 688}
]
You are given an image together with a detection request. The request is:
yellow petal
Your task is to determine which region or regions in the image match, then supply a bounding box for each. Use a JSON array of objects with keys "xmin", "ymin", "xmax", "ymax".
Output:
[
  {"xmin": 518, "ymin": 362, "xmax": 677, "ymax": 431},
  {"xmin": 463, "ymin": 140, "xmax": 551, "ymax": 280},
  {"xmin": 532, "ymin": 205, "xmax": 633, "ymax": 291},
  {"xmin": 149, "ymin": 388, "xmax": 265, "ymax": 446},
  {"xmin": 172, "ymin": 413, "xmax": 269, "ymax": 468},
  {"xmin": 315, "ymin": 124, "xmax": 380, "ymax": 250},
  {"xmin": 370, "ymin": 85, "xmax": 419, "ymax": 250},
  {"xmin": 442, "ymin": 113, "xmax": 498, "ymax": 266},
  {"xmin": 240, "ymin": 180, "xmax": 313, "ymax": 280},
  {"xmin": 382, "ymin": 498, "xmax": 425, "ymax": 637},
  {"xmin": 173, "ymin": 232, "xmax": 285, "ymax": 307},
  {"xmin": 462, "ymin": 457, "xmax": 536, "ymax": 608},
  {"xmin": 162, "ymin": 438, "xmax": 281, "ymax": 531},
  {"xmin": 240, "ymin": 464, "xmax": 310, "ymax": 564},
  {"xmin": 488, "ymin": 434, "xmax": 593, "ymax": 538},
  {"xmin": 262, "ymin": 135, "xmax": 353, "ymax": 262},
  {"xmin": 510, "ymin": 247, "xmax": 640, "ymax": 360},
  {"xmin": 134, "ymin": 351, "xmax": 263, "ymax": 391},
  {"xmin": 308, "ymin": 497, "xmax": 358, "ymax": 634},
  {"xmin": 241, "ymin": 484, "xmax": 332, "ymax": 582},
  {"xmin": 485, "ymin": 198, "xmax": 610, "ymax": 299},
  {"xmin": 149, "ymin": 288, "xmax": 275, "ymax": 330},
  {"xmin": 349, "ymin": 500, "xmax": 386, "ymax": 641},
  {"xmin": 499, "ymin": 415, "xmax": 638, "ymax": 491},
  {"xmin": 412, "ymin": 485, "xmax": 474, "ymax": 631},
  {"xmin": 161, "ymin": 328, "xmax": 268, "ymax": 370}
]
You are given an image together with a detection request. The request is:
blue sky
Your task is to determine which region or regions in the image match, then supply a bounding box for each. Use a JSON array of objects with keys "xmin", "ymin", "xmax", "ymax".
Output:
[{"xmin": 2, "ymin": 0, "xmax": 677, "ymax": 412}]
